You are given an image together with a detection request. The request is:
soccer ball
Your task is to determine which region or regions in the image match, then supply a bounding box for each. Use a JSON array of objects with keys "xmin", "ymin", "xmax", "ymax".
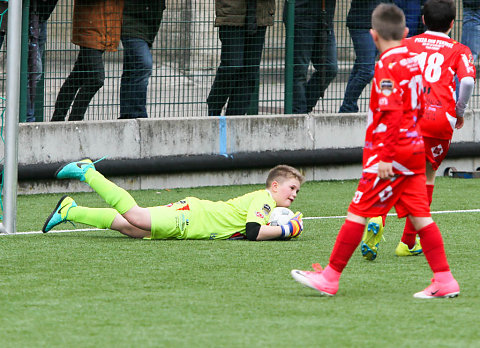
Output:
[{"xmin": 268, "ymin": 207, "xmax": 294, "ymax": 226}]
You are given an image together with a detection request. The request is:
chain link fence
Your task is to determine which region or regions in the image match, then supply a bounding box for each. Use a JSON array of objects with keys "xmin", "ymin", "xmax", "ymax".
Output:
[{"xmin": 0, "ymin": 0, "xmax": 477, "ymax": 121}]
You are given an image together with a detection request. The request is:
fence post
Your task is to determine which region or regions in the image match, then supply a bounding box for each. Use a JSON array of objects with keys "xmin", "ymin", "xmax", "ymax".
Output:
[
  {"xmin": 284, "ymin": 0, "xmax": 294, "ymax": 115},
  {"xmin": 19, "ymin": 0, "xmax": 29, "ymax": 123}
]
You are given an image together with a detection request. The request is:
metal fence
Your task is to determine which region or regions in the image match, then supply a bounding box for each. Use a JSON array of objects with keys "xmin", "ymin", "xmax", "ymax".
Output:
[{"xmin": 0, "ymin": 0, "xmax": 477, "ymax": 121}]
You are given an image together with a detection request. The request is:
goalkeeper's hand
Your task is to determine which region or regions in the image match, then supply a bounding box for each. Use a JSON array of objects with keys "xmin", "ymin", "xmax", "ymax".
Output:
[{"xmin": 280, "ymin": 212, "xmax": 303, "ymax": 239}]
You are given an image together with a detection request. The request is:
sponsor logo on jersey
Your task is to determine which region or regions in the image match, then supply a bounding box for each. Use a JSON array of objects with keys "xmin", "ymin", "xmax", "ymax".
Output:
[
  {"xmin": 256, "ymin": 211, "xmax": 265, "ymax": 219},
  {"xmin": 380, "ymin": 79, "xmax": 393, "ymax": 96},
  {"xmin": 177, "ymin": 205, "xmax": 190, "ymax": 211},
  {"xmin": 263, "ymin": 204, "xmax": 271, "ymax": 214}
]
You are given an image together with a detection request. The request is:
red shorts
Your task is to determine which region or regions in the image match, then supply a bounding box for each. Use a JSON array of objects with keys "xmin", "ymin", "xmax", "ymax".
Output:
[
  {"xmin": 348, "ymin": 172, "xmax": 431, "ymax": 218},
  {"xmin": 423, "ymin": 136, "xmax": 451, "ymax": 171}
]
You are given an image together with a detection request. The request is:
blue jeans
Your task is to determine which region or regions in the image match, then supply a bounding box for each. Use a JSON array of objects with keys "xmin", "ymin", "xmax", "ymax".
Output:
[
  {"xmin": 462, "ymin": 8, "xmax": 480, "ymax": 63},
  {"xmin": 339, "ymin": 28, "xmax": 377, "ymax": 113},
  {"xmin": 394, "ymin": 0, "xmax": 423, "ymax": 37},
  {"xmin": 120, "ymin": 36, "xmax": 152, "ymax": 119},
  {"xmin": 207, "ymin": 26, "xmax": 267, "ymax": 116}
]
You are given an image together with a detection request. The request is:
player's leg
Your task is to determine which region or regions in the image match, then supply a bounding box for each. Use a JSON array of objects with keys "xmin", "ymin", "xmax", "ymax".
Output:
[
  {"xmin": 395, "ymin": 175, "xmax": 459, "ymax": 298},
  {"xmin": 396, "ymin": 162, "xmax": 434, "ymax": 255},
  {"xmin": 398, "ymin": 137, "xmax": 445, "ymax": 254},
  {"xmin": 408, "ymin": 215, "xmax": 459, "ymax": 299},
  {"xmin": 109, "ymin": 213, "xmax": 151, "ymax": 238},
  {"xmin": 291, "ymin": 211, "xmax": 366, "ymax": 296},
  {"xmin": 55, "ymin": 159, "xmax": 152, "ymax": 231},
  {"xmin": 42, "ymin": 195, "xmax": 150, "ymax": 238},
  {"xmin": 291, "ymin": 172, "xmax": 403, "ymax": 296}
]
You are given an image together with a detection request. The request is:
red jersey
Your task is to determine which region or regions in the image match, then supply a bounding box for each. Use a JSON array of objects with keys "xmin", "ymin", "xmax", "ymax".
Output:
[
  {"xmin": 404, "ymin": 31, "xmax": 476, "ymax": 139},
  {"xmin": 364, "ymin": 45, "xmax": 425, "ymax": 176}
]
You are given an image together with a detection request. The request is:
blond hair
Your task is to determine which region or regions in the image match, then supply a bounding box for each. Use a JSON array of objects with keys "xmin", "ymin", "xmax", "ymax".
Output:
[
  {"xmin": 371, "ymin": 3, "xmax": 406, "ymax": 41},
  {"xmin": 266, "ymin": 165, "xmax": 305, "ymax": 188}
]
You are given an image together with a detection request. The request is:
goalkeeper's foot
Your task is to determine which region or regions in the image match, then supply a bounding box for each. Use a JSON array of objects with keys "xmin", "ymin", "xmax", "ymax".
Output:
[
  {"xmin": 290, "ymin": 264, "xmax": 338, "ymax": 296},
  {"xmin": 360, "ymin": 216, "xmax": 384, "ymax": 261},
  {"xmin": 413, "ymin": 277, "xmax": 459, "ymax": 299},
  {"xmin": 42, "ymin": 195, "xmax": 77, "ymax": 233},
  {"xmin": 395, "ymin": 236, "xmax": 423, "ymax": 256},
  {"xmin": 55, "ymin": 158, "xmax": 95, "ymax": 182}
]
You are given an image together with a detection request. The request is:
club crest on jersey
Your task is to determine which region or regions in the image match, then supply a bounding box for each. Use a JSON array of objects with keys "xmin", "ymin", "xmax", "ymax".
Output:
[
  {"xmin": 431, "ymin": 144, "xmax": 443, "ymax": 157},
  {"xmin": 256, "ymin": 211, "xmax": 265, "ymax": 219},
  {"xmin": 263, "ymin": 204, "xmax": 271, "ymax": 214},
  {"xmin": 380, "ymin": 79, "xmax": 394, "ymax": 96}
]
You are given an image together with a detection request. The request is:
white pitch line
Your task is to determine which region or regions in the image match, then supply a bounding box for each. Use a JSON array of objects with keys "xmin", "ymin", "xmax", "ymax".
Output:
[
  {"xmin": 302, "ymin": 208, "xmax": 480, "ymax": 220},
  {"xmin": 1, "ymin": 208, "xmax": 480, "ymax": 236},
  {"xmin": 0, "ymin": 228, "xmax": 104, "ymax": 236}
]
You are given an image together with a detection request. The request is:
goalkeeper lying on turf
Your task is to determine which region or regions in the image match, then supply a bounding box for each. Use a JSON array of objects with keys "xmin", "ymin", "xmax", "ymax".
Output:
[{"xmin": 42, "ymin": 160, "xmax": 304, "ymax": 241}]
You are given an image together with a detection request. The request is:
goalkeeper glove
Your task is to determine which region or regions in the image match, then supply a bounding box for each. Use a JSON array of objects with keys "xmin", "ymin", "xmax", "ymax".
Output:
[{"xmin": 280, "ymin": 212, "xmax": 303, "ymax": 239}]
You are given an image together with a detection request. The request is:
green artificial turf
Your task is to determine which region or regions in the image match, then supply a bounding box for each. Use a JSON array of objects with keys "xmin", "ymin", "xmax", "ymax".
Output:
[{"xmin": 1, "ymin": 178, "xmax": 479, "ymax": 347}]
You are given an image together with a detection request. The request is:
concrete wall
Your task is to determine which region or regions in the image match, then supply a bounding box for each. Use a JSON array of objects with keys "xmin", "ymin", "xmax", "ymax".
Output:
[{"xmin": 5, "ymin": 110, "xmax": 480, "ymax": 194}]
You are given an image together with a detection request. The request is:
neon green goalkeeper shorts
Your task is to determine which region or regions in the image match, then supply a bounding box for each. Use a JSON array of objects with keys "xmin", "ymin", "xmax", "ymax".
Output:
[{"xmin": 147, "ymin": 206, "xmax": 189, "ymax": 239}]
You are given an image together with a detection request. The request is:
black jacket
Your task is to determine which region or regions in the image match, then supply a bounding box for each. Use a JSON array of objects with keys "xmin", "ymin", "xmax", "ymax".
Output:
[
  {"xmin": 463, "ymin": 0, "xmax": 480, "ymax": 9},
  {"xmin": 347, "ymin": 0, "xmax": 392, "ymax": 30},
  {"xmin": 121, "ymin": 0, "xmax": 166, "ymax": 46}
]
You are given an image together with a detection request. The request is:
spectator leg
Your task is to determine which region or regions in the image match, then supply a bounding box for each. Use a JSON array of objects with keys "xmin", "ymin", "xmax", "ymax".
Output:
[
  {"xmin": 339, "ymin": 28, "xmax": 376, "ymax": 113},
  {"xmin": 120, "ymin": 36, "xmax": 152, "ymax": 119},
  {"xmin": 307, "ymin": 27, "xmax": 338, "ymax": 112},
  {"xmin": 226, "ymin": 26, "xmax": 266, "ymax": 116},
  {"xmin": 207, "ymin": 26, "xmax": 245, "ymax": 116},
  {"xmin": 68, "ymin": 47, "xmax": 105, "ymax": 121}
]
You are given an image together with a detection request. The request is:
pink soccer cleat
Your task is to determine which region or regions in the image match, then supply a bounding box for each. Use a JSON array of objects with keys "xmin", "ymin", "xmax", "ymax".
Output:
[
  {"xmin": 413, "ymin": 277, "xmax": 460, "ymax": 299},
  {"xmin": 290, "ymin": 264, "xmax": 338, "ymax": 296}
]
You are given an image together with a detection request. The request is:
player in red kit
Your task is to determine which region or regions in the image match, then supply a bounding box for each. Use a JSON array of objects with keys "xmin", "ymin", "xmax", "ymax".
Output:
[
  {"xmin": 290, "ymin": 3, "xmax": 460, "ymax": 299},
  {"xmin": 361, "ymin": 0, "xmax": 476, "ymax": 259},
  {"xmin": 397, "ymin": 0, "xmax": 476, "ymax": 255}
]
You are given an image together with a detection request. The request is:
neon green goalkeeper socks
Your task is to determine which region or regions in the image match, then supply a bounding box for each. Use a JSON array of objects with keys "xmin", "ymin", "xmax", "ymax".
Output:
[
  {"xmin": 68, "ymin": 206, "xmax": 117, "ymax": 229},
  {"xmin": 84, "ymin": 169, "xmax": 136, "ymax": 214}
]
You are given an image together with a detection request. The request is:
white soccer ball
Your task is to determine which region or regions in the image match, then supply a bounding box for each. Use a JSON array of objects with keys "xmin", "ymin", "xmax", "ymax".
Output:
[{"xmin": 268, "ymin": 207, "xmax": 294, "ymax": 226}]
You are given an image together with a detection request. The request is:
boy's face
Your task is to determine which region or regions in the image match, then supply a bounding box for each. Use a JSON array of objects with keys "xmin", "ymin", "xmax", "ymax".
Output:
[{"xmin": 270, "ymin": 177, "xmax": 301, "ymax": 208}]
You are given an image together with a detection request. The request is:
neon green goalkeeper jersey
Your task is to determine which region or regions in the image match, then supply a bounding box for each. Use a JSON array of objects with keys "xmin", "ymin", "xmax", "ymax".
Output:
[{"xmin": 184, "ymin": 189, "xmax": 276, "ymax": 240}]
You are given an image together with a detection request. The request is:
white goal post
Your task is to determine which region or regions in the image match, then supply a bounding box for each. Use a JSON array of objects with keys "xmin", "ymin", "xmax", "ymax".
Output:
[{"xmin": 0, "ymin": 0, "xmax": 22, "ymax": 234}]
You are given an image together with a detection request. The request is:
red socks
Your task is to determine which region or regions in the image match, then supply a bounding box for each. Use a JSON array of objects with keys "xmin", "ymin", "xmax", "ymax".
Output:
[
  {"xmin": 329, "ymin": 220, "xmax": 365, "ymax": 273},
  {"xmin": 401, "ymin": 218, "xmax": 417, "ymax": 249},
  {"xmin": 417, "ymin": 222, "xmax": 450, "ymax": 273},
  {"xmin": 401, "ymin": 184, "xmax": 435, "ymax": 249}
]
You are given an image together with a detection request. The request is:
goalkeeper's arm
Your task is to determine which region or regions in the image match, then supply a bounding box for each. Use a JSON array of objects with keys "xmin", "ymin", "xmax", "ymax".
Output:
[{"xmin": 245, "ymin": 212, "xmax": 303, "ymax": 241}]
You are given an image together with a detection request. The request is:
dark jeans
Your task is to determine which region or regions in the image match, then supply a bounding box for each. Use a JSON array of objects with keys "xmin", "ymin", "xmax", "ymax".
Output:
[
  {"xmin": 207, "ymin": 25, "xmax": 267, "ymax": 116},
  {"xmin": 291, "ymin": 18, "xmax": 338, "ymax": 113},
  {"xmin": 51, "ymin": 46, "xmax": 105, "ymax": 121},
  {"xmin": 394, "ymin": 0, "xmax": 423, "ymax": 37},
  {"xmin": 119, "ymin": 36, "xmax": 152, "ymax": 119},
  {"xmin": 339, "ymin": 28, "xmax": 377, "ymax": 113},
  {"xmin": 27, "ymin": 20, "xmax": 48, "ymax": 122}
]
